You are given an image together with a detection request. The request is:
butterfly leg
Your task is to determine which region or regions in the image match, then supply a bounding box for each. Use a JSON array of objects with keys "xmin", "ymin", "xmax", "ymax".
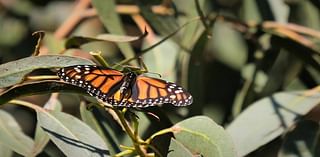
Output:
[
  {"xmin": 137, "ymin": 57, "xmax": 149, "ymax": 73},
  {"xmin": 137, "ymin": 57, "xmax": 162, "ymax": 78}
]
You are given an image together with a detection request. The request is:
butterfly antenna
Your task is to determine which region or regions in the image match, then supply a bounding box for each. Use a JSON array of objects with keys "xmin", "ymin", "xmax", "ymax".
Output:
[
  {"xmin": 136, "ymin": 57, "xmax": 162, "ymax": 77},
  {"xmin": 111, "ymin": 62, "xmax": 125, "ymax": 69},
  {"xmin": 133, "ymin": 108, "xmax": 160, "ymax": 121},
  {"xmin": 146, "ymin": 111, "xmax": 160, "ymax": 121},
  {"xmin": 145, "ymin": 72, "xmax": 162, "ymax": 78}
]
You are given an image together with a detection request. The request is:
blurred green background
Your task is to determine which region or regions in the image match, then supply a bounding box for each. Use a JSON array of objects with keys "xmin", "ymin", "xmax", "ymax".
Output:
[{"xmin": 0, "ymin": 0, "xmax": 320, "ymax": 156}]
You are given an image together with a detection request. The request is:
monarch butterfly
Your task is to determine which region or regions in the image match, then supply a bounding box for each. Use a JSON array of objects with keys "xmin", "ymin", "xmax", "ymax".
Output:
[{"xmin": 57, "ymin": 65, "xmax": 193, "ymax": 108}]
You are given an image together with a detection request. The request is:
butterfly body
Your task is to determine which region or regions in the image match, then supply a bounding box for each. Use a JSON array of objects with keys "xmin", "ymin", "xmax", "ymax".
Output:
[{"xmin": 57, "ymin": 65, "xmax": 193, "ymax": 108}]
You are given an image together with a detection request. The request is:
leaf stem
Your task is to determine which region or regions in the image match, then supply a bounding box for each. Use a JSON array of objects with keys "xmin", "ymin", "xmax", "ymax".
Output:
[
  {"xmin": 9, "ymin": 100, "xmax": 46, "ymax": 112},
  {"xmin": 113, "ymin": 109, "xmax": 147, "ymax": 156},
  {"xmin": 26, "ymin": 75, "xmax": 59, "ymax": 80},
  {"xmin": 144, "ymin": 128, "xmax": 173, "ymax": 145},
  {"xmin": 90, "ymin": 51, "xmax": 110, "ymax": 67},
  {"xmin": 32, "ymin": 31, "xmax": 45, "ymax": 56},
  {"xmin": 116, "ymin": 16, "xmax": 201, "ymax": 66}
]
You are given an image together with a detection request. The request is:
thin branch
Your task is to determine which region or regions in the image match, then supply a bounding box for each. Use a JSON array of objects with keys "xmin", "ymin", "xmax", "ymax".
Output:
[
  {"xmin": 81, "ymin": 5, "xmax": 174, "ymax": 19},
  {"xmin": 54, "ymin": 0, "xmax": 91, "ymax": 39}
]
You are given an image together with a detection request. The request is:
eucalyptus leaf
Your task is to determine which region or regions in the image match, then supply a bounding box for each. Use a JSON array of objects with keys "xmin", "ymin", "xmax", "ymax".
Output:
[
  {"xmin": 66, "ymin": 31, "xmax": 147, "ymax": 49},
  {"xmin": 0, "ymin": 143, "xmax": 12, "ymax": 157},
  {"xmin": 0, "ymin": 110, "xmax": 34, "ymax": 156},
  {"xmin": 172, "ymin": 116, "xmax": 236, "ymax": 157},
  {"xmin": 37, "ymin": 110, "xmax": 110, "ymax": 157},
  {"xmin": 91, "ymin": 0, "xmax": 136, "ymax": 64},
  {"xmin": 32, "ymin": 99, "xmax": 63, "ymax": 156},
  {"xmin": 227, "ymin": 91, "xmax": 320, "ymax": 156},
  {"xmin": 80, "ymin": 103, "xmax": 120, "ymax": 155},
  {"xmin": 0, "ymin": 55, "xmax": 94, "ymax": 88},
  {"xmin": 211, "ymin": 20, "xmax": 247, "ymax": 70},
  {"xmin": 168, "ymin": 138, "xmax": 193, "ymax": 157},
  {"xmin": 142, "ymin": 37, "xmax": 179, "ymax": 82}
]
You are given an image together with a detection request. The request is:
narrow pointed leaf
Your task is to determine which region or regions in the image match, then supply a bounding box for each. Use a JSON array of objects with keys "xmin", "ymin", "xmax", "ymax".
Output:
[
  {"xmin": 227, "ymin": 91, "xmax": 320, "ymax": 156},
  {"xmin": 32, "ymin": 99, "xmax": 63, "ymax": 156},
  {"xmin": 80, "ymin": 103, "xmax": 120, "ymax": 155},
  {"xmin": 0, "ymin": 55, "xmax": 94, "ymax": 88},
  {"xmin": 91, "ymin": 0, "xmax": 136, "ymax": 64},
  {"xmin": 0, "ymin": 110, "xmax": 34, "ymax": 156},
  {"xmin": 37, "ymin": 110, "xmax": 110, "ymax": 157},
  {"xmin": 0, "ymin": 143, "xmax": 12, "ymax": 157},
  {"xmin": 66, "ymin": 31, "xmax": 147, "ymax": 49}
]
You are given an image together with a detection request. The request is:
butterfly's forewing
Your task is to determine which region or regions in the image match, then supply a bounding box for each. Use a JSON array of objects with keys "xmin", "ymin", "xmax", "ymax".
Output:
[{"xmin": 57, "ymin": 65, "xmax": 125, "ymax": 100}]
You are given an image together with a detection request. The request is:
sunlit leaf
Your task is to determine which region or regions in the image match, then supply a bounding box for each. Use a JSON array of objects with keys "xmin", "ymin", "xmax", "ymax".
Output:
[
  {"xmin": 0, "ymin": 143, "xmax": 13, "ymax": 157},
  {"xmin": 172, "ymin": 116, "xmax": 236, "ymax": 157},
  {"xmin": 32, "ymin": 98, "xmax": 63, "ymax": 156},
  {"xmin": 211, "ymin": 20, "xmax": 247, "ymax": 70},
  {"xmin": 168, "ymin": 138, "xmax": 193, "ymax": 157},
  {"xmin": 241, "ymin": 0, "xmax": 262, "ymax": 22},
  {"xmin": 37, "ymin": 110, "xmax": 110, "ymax": 157},
  {"xmin": 0, "ymin": 55, "xmax": 94, "ymax": 88},
  {"xmin": 142, "ymin": 37, "xmax": 179, "ymax": 82},
  {"xmin": 91, "ymin": 0, "xmax": 136, "ymax": 64},
  {"xmin": 80, "ymin": 102, "xmax": 120, "ymax": 155},
  {"xmin": 227, "ymin": 91, "xmax": 320, "ymax": 156},
  {"xmin": 66, "ymin": 31, "xmax": 147, "ymax": 49},
  {"xmin": 0, "ymin": 110, "xmax": 34, "ymax": 156}
]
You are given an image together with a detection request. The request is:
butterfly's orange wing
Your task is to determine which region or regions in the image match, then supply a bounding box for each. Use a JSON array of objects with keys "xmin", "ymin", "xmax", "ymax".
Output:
[
  {"xmin": 107, "ymin": 76, "xmax": 193, "ymax": 107},
  {"xmin": 58, "ymin": 65, "xmax": 193, "ymax": 108},
  {"xmin": 57, "ymin": 65, "xmax": 124, "ymax": 101}
]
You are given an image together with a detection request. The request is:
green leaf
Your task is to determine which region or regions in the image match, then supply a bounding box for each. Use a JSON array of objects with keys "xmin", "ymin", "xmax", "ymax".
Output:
[
  {"xmin": 91, "ymin": 0, "xmax": 136, "ymax": 64},
  {"xmin": 168, "ymin": 138, "xmax": 193, "ymax": 157},
  {"xmin": 0, "ymin": 55, "xmax": 94, "ymax": 88},
  {"xmin": 241, "ymin": 0, "xmax": 262, "ymax": 22},
  {"xmin": 211, "ymin": 20, "xmax": 247, "ymax": 70},
  {"xmin": 173, "ymin": 0, "xmax": 205, "ymax": 48},
  {"xmin": 287, "ymin": 0, "xmax": 320, "ymax": 30},
  {"xmin": 43, "ymin": 32, "xmax": 65, "ymax": 54},
  {"xmin": 137, "ymin": 4, "xmax": 178, "ymax": 38},
  {"xmin": 32, "ymin": 98, "xmax": 63, "ymax": 156},
  {"xmin": 0, "ymin": 143, "xmax": 12, "ymax": 157},
  {"xmin": 227, "ymin": 91, "xmax": 320, "ymax": 156},
  {"xmin": 80, "ymin": 103, "xmax": 120, "ymax": 155},
  {"xmin": 37, "ymin": 110, "xmax": 110, "ymax": 157},
  {"xmin": 0, "ymin": 80, "xmax": 87, "ymax": 105},
  {"xmin": 142, "ymin": 37, "xmax": 179, "ymax": 82},
  {"xmin": 0, "ymin": 110, "xmax": 34, "ymax": 156},
  {"xmin": 279, "ymin": 120, "xmax": 320, "ymax": 157},
  {"xmin": 172, "ymin": 116, "xmax": 236, "ymax": 157},
  {"xmin": 66, "ymin": 31, "xmax": 147, "ymax": 49}
]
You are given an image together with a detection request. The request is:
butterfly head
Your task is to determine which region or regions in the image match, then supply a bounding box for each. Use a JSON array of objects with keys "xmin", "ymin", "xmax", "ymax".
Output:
[
  {"xmin": 120, "ymin": 72, "xmax": 136, "ymax": 91},
  {"xmin": 121, "ymin": 66, "xmax": 146, "ymax": 75}
]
